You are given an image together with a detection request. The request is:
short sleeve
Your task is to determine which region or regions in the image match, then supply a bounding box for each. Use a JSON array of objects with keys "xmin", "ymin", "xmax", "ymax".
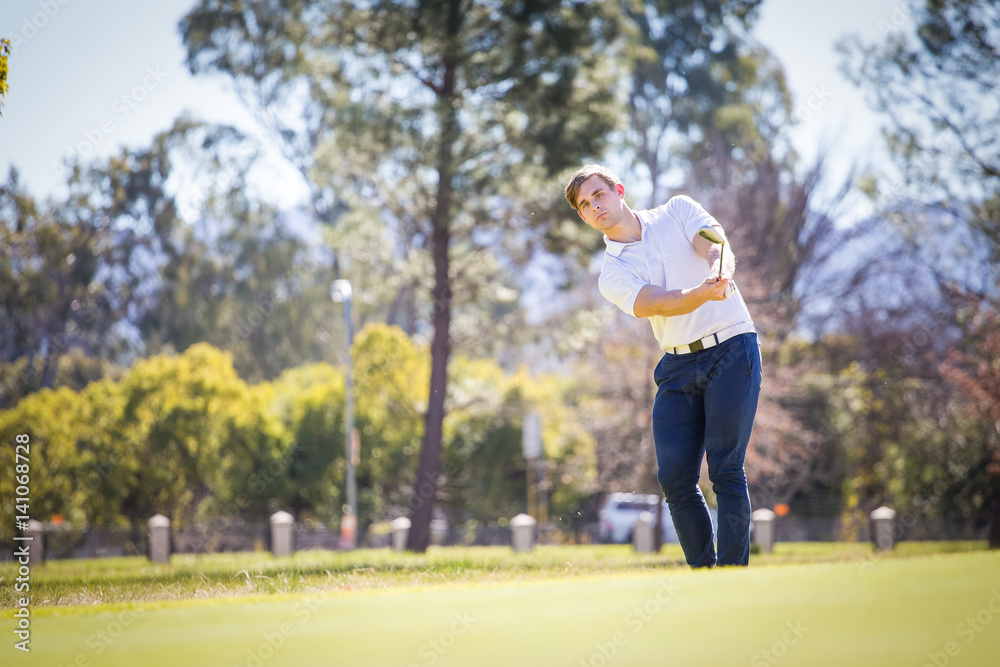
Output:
[
  {"xmin": 669, "ymin": 195, "xmax": 719, "ymax": 244},
  {"xmin": 598, "ymin": 256, "xmax": 646, "ymax": 318}
]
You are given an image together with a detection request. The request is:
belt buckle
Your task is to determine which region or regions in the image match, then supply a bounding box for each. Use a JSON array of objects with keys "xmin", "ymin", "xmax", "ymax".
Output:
[{"xmin": 688, "ymin": 339, "xmax": 705, "ymax": 353}]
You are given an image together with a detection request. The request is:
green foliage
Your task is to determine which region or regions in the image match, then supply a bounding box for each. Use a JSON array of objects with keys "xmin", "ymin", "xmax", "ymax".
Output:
[
  {"xmin": 0, "ymin": 38, "xmax": 9, "ymax": 115},
  {"xmin": 624, "ymin": 1, "xmax": 795, "ymax": 203},
  {"xmin": 286, "ymin": 378, "xmax": 346, "ymax": 521},
  {"xmin": 839, "ymin": 0, "xmax": 999, "ymax": 205},
  {"xmin": 1, "ymin": 386, "xmax": 93, "ymax": 531},
  {"xmin": 1, "ymin": 118, "xmax": 343, "ymax": 394},
  {"xmin": 838, "ymin": 0, "xmax": 999, "ymax": 286},
  {"xmin": 777, "ymin": 331, "xmax": 997, "ymax": 536},
  {"xmin": 1, "ymin": 325, "xmax": 599, "ymax": 541},
  {"xmin": 836, "ymin": 0, "xmax": 1000, "ymax": 540},
  {"xmin": 120, "ymin": 344, "xmax": 249, "ymax": 524},
  {"xmin": 0, "ymin": 168, "xmax": 123, "ymax": 402},
  {"xmin": 440, "ymin": 360, "xmax": 596, "ymax": 528},
  {"xmin": 0, "ymin": 343, "xmax": 281, "ymax": 541},
  {"xmin": 352, "ymin": 323, "xmax": 427, "ymax": 520},
  {"xmin": 180, "ymin": 0, "xmax": 632, "ymax": 301},
  {"xmin": 181, "ymin": 0, "xmax": 636, "ymax": 551}
]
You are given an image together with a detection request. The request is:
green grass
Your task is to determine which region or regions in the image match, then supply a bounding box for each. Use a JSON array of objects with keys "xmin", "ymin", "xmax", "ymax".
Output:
[
  {"xmin": 1, "ymin": 547, "xmax": 998, "ymax": 666},
  {"xmin": 3, "ymin": 544, "xmax": 690, "ymax": 608},
  {"xmin": 1, "ymin": 541, "xmax": 987, "ymax": 608}
]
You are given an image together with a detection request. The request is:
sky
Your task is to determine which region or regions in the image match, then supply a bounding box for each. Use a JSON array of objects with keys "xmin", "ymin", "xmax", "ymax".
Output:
[{"xmin": 0, "ymin": 0, "xmax": 911, "ymax": 219}]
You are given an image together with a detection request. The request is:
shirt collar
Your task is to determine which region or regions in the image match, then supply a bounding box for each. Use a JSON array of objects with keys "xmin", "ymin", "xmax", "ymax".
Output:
[{"xmin": 603, "ymin": 211, "xmax": 646, "ymax": 257}]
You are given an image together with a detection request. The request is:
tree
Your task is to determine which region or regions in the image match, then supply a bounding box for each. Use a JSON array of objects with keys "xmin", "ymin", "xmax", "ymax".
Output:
[
  {"xmin": 0, "ymin": 386, "xmax": 93, "ymax": 543},
  {"xmin": 0, "ymin": 342, "xmax": 297, "ymax": 550},
  {"xmin": 624, "ymin": 1, "xmax": 782, "ymax": 205},
  {"xmin": 840, "ymin": 0, "xmax": 1000, "ymax": 542},
  {"xmin": 439, "ymin": 356, "xmax": 596, "ymax": 531},
  {"xmin": 351, "ymin": 324, "xmax": 428, "ymax": 529},
  {"xmin": 838, "ymin": 0, "xmax": 999, "ymax": 292},
  {"xmin": 112, "ymin": 344, "xmax": 249, "ymax": 532},
  {"xmin": 0, "ymin": 168, "xmax": 125, "ymax": 403},
  {"xmin": 941, "ymin": 310, "xmax": 1000, "ymax": 546},
  {"xmin": 2, "ymin": 116, "xmax": 345, "ymax": 396},
  {"xmin": 1, "ymin": 326, "xmax": 608, "ymax": 546},
  {"xmin": 181, "ymin": 0, "xmax": 631, "ymax": 551},
  {"xmin": 95, "ymin": 118, "xmax": 340, "ymax": 382}
]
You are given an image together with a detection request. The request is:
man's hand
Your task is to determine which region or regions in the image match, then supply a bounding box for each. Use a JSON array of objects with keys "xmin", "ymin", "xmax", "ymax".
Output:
[
  {"xmin": 698, "ymin": 275, "xmax": 731, "ymax": 302},
  {"xmin": 633, "ymin": 275, "xmax": 731, "ymax": 317}
]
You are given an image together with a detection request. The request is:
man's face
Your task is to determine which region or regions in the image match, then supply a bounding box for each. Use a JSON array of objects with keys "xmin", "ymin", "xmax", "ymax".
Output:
[{"xmin": 575, "ymin": 175, "xmax": 627, "ymax": 232}]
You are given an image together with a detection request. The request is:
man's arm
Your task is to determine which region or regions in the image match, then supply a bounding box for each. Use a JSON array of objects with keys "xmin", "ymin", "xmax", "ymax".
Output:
[
  {"xmin": 692, "ymin": 225, "xmax": 736, "ymax": 279},
  {"xmin": 633, "ymin": 276, "xmax": 731, "ymax": 318}
]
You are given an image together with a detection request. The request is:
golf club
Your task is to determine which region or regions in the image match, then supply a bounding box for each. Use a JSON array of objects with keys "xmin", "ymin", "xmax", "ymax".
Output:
[{"xmin": 697, "ymin": 226, "xmax": 725, "ymax": 281}]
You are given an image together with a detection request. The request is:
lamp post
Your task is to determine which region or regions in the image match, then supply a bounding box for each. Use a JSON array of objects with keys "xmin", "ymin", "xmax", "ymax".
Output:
[
  {"xmin": 331, "ymin": 279, "xmax": 357, "ymax": 549},
  {"xmin": 522, "ymin": 411, "xmax": 542, "ymax": 520}
]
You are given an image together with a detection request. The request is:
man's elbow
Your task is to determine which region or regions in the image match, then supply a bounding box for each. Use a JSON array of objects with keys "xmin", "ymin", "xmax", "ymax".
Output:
[
  {"xmin": 635, "ymin": 298, "xmax": 690, "ymax": 319},
  {"xmin": 632, "ymin": 289, "xmax": 657, "ymax": 318}
]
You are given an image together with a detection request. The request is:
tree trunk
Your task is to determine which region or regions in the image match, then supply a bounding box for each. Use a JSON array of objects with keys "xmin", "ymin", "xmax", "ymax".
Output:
[
  {"xmin": 406, "ymin": 214, "xmax": 452, "ymax": 552},
  {"xmin": 407, "ymin": 0, "xmax": 460, "ymax": 552}
]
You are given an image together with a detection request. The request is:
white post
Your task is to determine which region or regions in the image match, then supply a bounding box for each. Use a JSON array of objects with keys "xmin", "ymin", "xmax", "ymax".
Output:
[
  {"xmin": 633, "ymin": 511, "xmax": 655, "ymax": 553},
  {"xmin": 751, "ymin": 508, "xmax": 776, "ymax": 554},
  {"xmin": 870, "ymin": 506, "xmax": 897, "ymax": 551},
  {"xmin": 25, "ymin": 519, "xmax": 45, "ymax": 568},
  {"xmin": 270, "ymin": 511, "xmax": 295, "ymax": 557},
  {"xmin": 148, "ymin": 514, "xmax": 171, "ymax": 563},
  {"xmin": 510, "ymin": 513, "xmax": 537, "ymax": 552},
  {"xmin": 391, "ymin": 517, "xmax": 411, "ymax": 552},
  {"xmin": 331, "ymin": 279, "xmax": 357, "ymax": 550},
  {"xmin": 523, "ymin": 412, "xmax": 542, "ymax": 528}
]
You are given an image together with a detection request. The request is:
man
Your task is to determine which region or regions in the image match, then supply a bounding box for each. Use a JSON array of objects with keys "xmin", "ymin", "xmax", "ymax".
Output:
[{"xmin": 565, "ymin": 164, "xmax": 762, "ymax": 567}]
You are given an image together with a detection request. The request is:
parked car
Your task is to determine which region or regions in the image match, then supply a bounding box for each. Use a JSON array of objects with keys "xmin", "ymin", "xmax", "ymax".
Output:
[{"xmin": 598, "ymin": 492, "xmax": 718, "ymax": 544}]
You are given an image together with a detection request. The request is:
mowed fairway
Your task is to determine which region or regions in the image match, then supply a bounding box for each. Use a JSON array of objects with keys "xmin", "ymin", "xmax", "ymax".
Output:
[{"xmin": 4, "ymin": 550, "xmax": 999, "ymax": 667}]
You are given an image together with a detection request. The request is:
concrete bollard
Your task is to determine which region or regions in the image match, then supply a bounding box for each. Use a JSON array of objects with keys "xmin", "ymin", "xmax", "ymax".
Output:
[
  {"xmin": 25, "ymin": 519, "xmax": 45, "ymax": 568},
  {"xmin": 633, "ymin": 511, "xmax": 655, "ymax": 553},
  {"xmin": 870, "ymin": 506, "xmax": 897, "ymax": 551},
  {"xmin": 751, "ymin": 508, "xmax": 776, "ymax": 554},
  {"xmin": 391, "ymin": 517, "xmax": 411, "ymax": 552},
  {"xmin": 270, "ymin": 511, "xmax": 295, "ymax": 557},
  {"xmin": 148, "ymin": 514, "xmax": 171, "ymax": 563},
  {"xmin": 430, "ymin": 518, "xmax": 448, "ymax": 546},
  {"xmin": 509, "ymin": 513, "xmax": 536, "ymax": 552}
]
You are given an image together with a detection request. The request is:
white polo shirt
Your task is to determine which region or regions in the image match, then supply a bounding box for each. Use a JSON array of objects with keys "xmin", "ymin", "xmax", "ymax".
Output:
[{"xmin": 598, "ymin": 195, "xmax": 754, "ymax": 350}]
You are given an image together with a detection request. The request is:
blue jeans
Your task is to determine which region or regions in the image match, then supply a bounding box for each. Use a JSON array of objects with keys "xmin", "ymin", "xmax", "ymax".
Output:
[{"xmin": 652, "ymin": 333, "xmax": 762, "ymax": 567}]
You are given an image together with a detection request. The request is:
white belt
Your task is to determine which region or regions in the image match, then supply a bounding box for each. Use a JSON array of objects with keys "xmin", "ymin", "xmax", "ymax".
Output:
[{"xmin": 667, "ymin": 321, "xmax": 756, "ymax": 355}]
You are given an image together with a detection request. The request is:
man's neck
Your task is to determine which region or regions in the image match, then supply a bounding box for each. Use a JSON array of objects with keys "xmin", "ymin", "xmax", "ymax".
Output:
[{"xmin": 605, "ymin": 210, "xmax": 642, "ymax": 244}]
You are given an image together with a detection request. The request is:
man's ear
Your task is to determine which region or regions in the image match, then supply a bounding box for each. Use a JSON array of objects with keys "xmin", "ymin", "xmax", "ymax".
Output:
[
  {"xmin": 577, "ymin": 210, "xmax": 585, "ymax": 221},
  {"xmin": 616, "ymin": 183, "xmax": 625, "ymax": 198}
]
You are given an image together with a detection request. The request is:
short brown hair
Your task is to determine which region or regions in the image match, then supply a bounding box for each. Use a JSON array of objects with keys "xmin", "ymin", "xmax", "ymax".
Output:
[{"xmin": 564, "ymin": 164, "xmax": 621, "ymax": 210}]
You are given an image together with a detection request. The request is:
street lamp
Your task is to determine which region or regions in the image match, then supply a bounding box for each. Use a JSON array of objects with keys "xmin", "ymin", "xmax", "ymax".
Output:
[{"xmin": 331, "ymin": 279, "xmax": 357, "ymax": 549}]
